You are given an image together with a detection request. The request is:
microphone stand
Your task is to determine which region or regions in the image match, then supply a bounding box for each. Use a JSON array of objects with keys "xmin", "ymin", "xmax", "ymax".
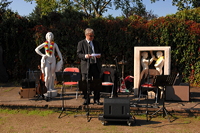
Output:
[
  {"xmin": 114, "ymin": 56, "xmax": 120, "ymax": 97},
  {"xmin": 145, "ymin": 58, "xmax": 150, "ymax": 122},
  {"xmin": 86, "ymin": 44, "xmax": 91, "ymax": 122},
  {"xmin": 114, "ymin": 56, "xmax": 120, "ymax": 94}
]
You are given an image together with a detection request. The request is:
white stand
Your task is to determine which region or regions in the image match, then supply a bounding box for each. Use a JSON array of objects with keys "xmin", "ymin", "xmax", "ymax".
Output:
[{"xmin": 44, "ymin": 89, "xmax": 58, "ymax": 97}]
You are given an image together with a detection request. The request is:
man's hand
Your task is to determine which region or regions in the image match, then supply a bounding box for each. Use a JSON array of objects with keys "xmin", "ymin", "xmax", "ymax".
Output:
[
  {"xmin": 85, "ymin": 54, "xmax": 91, "ymax": 58},
  {"xmin": 96, "ymin": 55, "xmax": 101, "ymax": 58}
]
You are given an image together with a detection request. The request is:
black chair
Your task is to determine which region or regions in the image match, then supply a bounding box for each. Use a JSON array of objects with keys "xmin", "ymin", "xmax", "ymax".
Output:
[
  {"xmin": 138, "ymin": 69, "xmax": 161, "ymax": 103},
  {"xmin": 100, "ymin": 68, "xmax": 116, "ymax": 98}
]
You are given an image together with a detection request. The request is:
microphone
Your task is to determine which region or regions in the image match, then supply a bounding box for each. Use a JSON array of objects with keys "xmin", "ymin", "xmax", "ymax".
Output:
[{"xmin": 114, "ymin": 56, "xmax": 117, "ymax": 60}]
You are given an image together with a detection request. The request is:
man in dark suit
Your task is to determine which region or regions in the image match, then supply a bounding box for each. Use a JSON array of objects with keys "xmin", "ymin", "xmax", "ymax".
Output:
[{"xmin": 77, "ymin": 28, "xmax": 102, "ymax": 105}]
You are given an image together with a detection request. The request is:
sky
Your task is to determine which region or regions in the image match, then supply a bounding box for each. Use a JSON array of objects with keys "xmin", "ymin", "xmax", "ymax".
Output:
[{"xmin": 8, "ymin": 0, "xmax": 178, "ymax": 17}]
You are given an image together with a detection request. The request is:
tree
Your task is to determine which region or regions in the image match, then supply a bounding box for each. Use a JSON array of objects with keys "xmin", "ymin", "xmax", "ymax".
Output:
[
  {"xmin": 151, "ymin": 0, "xmax": 200, "ymax": 10},
  {"xmin": 168, "ymin": 7, "xmax": 200, "ymax": 23},
  {"xmin": 25, "ymin": 0, "xmax": 146, "ymax": 18},
  {"xmin": 73, "ymin": 0, "xmax": 112, "ymax": 17},
  {"xmin": 122, "ymin": 1, "xmax": 158, "ymax": 20},
  {"xmin": 24, "ymin": 0, "xmax": 74, "ymax": 17},
  {"xmin": 25, "ymin": 0, "xmax": 200, "ymax": 18},
  {"xmin": 0, "ymin": 0, "xmax": 12, "ymax": 13}
]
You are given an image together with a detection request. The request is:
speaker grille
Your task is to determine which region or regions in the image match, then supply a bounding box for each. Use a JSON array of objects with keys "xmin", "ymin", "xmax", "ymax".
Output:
[{"xmin": 103, "ymin": 98, "xmax": 130, "ymax": 119}]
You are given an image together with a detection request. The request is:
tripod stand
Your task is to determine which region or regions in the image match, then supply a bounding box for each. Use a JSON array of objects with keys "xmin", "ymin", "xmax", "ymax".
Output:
[
  {"xmin": 75, "ymin": 79, "xmax": 102, "ymax": 122},
  {"xmin": 149, "ymin": 75, "xmax": 176, "ymax": 122},
  {"xmin": 114, "ymin": 56, "xmax": 120, "ymax": 94},
  {"xmin": 56, "ymin": 71, "xmax": 81, "ymax": 118}
]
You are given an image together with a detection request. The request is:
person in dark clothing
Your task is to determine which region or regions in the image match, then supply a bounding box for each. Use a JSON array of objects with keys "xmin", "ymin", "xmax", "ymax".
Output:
[{"xmin": 77, "ymin": 28, "xmax": 102, "ymax": 105}]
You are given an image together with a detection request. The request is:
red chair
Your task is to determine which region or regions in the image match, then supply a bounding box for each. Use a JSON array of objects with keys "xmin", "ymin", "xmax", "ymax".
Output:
[{"xmin": 62, "ymin": 67, "xmax": 80, "ymax": 99}]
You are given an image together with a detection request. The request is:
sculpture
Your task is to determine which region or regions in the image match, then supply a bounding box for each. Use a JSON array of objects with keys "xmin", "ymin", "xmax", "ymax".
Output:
[
  {"xmin": 154, "ymin": 51, "xmax": 164, "ymax": 75},
  {"xmin": 141, "ymin": 51, "xmax": 155, "ymax": 71},
  {"xmin": 35, "ymin": 32, "xmax": 63, "ymax": 98}
]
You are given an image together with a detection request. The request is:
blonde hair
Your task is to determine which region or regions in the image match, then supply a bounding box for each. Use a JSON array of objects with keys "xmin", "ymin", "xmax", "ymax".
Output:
[{"xmin": 85, "ymin": 28, "xmax": 94, "ymax": 35}]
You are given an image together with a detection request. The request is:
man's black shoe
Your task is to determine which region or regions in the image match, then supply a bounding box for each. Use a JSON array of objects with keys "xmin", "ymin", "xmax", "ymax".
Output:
[
  {"xmin": 94, "ymin": 100, "xmax": 102, "ymax": 105},
  {"xmin": 83, "ymin": 99, "xmax": 90, "ymax": 105}
]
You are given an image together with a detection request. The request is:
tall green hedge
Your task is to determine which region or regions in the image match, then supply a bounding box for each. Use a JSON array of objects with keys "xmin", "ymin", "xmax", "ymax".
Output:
[{"xmin": 0, "ymin": 8, "xmax": 199, "ymax": 87}]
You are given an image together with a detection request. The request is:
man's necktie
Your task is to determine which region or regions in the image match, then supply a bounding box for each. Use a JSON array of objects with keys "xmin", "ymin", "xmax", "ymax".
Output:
[
  {"xmin": 88, "ymin": 41, "xmax": 93, "ymax": 53},
  {"xmin": 88, "ymin": 41, "xmax": 95, "ymax": 64}
]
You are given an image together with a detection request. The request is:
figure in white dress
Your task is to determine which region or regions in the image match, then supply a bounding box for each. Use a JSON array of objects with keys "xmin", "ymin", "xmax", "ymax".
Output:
[
  {"xmin": 154, "ymin": 51, "xmax": 164, "ymax": 75},
  {"xmin": 35, "ymin": 32, "xmax": 63, "ymax": 98},
  {"xmin": 141, "ymin": 51, "xmax": 155, "ymax": 71}
]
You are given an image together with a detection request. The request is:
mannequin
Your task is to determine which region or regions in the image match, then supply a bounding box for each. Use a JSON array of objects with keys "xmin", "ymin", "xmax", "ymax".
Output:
[
  {"xmin": 141, "ymin": 51, "xmax": 155, "ymax": 71},
  {"xmin": 35, "ymin": 32, "xmax": 63, "ymax": 98},
  {"xmin": 154, "ymin": 51, "xmax": 164, "ymax": 75}
]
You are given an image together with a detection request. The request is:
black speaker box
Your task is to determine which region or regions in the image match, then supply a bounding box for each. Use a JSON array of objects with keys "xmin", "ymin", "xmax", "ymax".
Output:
[
  {"xmin": 27, "ymin": 71, "xmax": 41, "ymax": 83},
  {"xmin": 103, "ymin": 98, "xmax": 130, "ymax": 119},
  {"xmin": 21, "ymin": 79, "xmax": 36, "ymax": 88}
]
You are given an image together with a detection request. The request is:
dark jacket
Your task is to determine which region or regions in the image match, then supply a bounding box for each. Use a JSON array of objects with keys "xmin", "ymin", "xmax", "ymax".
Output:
[{"xmin": 77, "ymin": 39, "xmax": 102, "ymax": 74}]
